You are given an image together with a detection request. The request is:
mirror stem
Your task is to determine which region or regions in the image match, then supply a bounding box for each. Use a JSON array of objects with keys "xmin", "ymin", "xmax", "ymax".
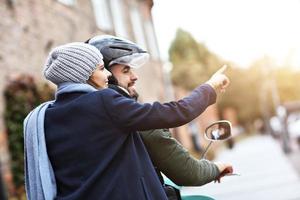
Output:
[{"xmin": 201, "ymin": 141, "xmax": 213, "ymax": 159}]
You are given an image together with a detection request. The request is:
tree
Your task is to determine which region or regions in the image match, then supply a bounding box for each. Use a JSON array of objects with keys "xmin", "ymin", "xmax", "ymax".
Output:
[
  {"xmin": 275, "ymin": 67, "xmax": 300, "ymax": 102},
  {"xmin": 169, "ymin": 29, "xmax": 222, "ymax": 89},
  {"xmin": 217, "ymin": 65, "xmax": 263, "ymax": 125},
  {"xmin": 169, "ymin": 28, "xmax": 300, "ymax": 127},
  {"xmin": 169, "ymin": 28, "xmax": 264, "ymax": 126},
  {"xmin": 3, "ymin": 74, "xmax": 54, "ymax": 198}
]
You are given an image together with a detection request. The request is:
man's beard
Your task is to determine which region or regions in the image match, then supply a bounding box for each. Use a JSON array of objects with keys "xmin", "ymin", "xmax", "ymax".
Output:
[
  {"xmin": 128, "ymin": 86, "xmax": 139, "ymax": 101},
  {"xmin": 108, "ymin": 75, "xmax": 139, "ymax": 100},
  {"xmin": 108, "ymin": 75, "xmax": 118, "ymax": 85}
]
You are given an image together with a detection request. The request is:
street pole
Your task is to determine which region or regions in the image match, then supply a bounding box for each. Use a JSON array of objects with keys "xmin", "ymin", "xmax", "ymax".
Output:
[
  {"xmin": 260, "ymin": 58, "xmax": 274, "ymax": 135},
  {"xmin": 270, "ymin": 68, "xmax": 291, "ymax": 153},
  {"xmin": 261, "ymin": 56, "xmax": 291, "ymax": 153}
]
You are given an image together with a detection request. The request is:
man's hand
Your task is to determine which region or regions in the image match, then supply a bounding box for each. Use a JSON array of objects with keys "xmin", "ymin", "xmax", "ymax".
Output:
[
  {"xmin": 214, "ymin": 162, "xmax": 233, "ymax": 183},
  {"xmin": 206, "ymin": 65, "xmax": 230, "ymax": 94}
]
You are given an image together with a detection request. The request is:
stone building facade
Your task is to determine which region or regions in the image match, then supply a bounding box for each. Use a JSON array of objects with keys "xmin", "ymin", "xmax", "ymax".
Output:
[
  {"xmin": 0, "ymin": 0, "xmax": 165, "ymax": 195},
  {"xmin": 0, "ymin": 0, "xmax": 164, "ymax": 132}
]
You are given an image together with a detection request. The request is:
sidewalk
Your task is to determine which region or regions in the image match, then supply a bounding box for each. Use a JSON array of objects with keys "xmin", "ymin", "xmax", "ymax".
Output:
[{"xmin": 181, "ymin": 135, "xmax": 300, "ymax": 200}]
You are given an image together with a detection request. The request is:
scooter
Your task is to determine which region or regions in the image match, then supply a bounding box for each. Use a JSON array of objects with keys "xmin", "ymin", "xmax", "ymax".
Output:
[{"xmin": 163, "ymin": 120, "xmax": 237, "ymax": 200}]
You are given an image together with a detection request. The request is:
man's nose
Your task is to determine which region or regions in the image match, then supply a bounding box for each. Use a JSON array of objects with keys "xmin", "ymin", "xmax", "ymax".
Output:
[{"xmin": 131, "ymin": 72, "xmax": 138, "ymax": 81}]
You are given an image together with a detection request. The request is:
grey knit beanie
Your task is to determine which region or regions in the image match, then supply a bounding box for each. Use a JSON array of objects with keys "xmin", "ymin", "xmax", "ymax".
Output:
[{"xmin": 43, "ymin": 42, "xmax": 103, "ymax": 85}]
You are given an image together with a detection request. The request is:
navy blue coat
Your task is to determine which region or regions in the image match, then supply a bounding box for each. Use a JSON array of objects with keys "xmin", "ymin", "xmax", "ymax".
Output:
[{"xmin": 44, "ymin": 84, "xmax": 216, "ymax": 200}]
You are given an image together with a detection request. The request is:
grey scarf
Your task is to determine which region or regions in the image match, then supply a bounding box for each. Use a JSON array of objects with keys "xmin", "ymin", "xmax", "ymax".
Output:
[{"xmin": 24, "ymin": 82, "xmax": 97, "ymax": 200}]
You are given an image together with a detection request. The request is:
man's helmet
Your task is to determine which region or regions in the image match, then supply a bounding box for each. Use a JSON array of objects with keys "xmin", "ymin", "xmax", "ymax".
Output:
[{"xmin": 87, "ymin": 35, "xmax": 149, "ymax": 69}]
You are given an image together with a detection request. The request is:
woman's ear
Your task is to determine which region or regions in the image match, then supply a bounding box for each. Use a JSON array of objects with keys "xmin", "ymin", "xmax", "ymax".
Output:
[{"xmin": 87, "ymin": 76, "xmax": 97, "ymax": 88}]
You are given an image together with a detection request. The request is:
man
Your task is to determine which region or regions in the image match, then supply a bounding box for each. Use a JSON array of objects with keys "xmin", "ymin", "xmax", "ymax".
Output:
[
  {"xmin": 88, "ymin": 35, "xmax": 233, "ymax": 199},
  {"xmin": 25, "ymin": 42, "xmax": 230, "ymax": 200}
]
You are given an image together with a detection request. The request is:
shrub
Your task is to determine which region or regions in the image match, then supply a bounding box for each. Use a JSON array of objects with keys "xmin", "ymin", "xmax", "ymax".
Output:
[{"xmin": 3, "ymin": 74, "xmax": 53, "ymax": 197}]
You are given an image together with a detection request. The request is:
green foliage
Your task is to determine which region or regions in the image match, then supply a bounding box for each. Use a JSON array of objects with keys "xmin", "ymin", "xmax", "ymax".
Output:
[
  {"xmin": 169, "ymin": 29, "xmax": 271, "ymax": 125},
  {"xmin": 217, "ymin": 65, "xmax": 264, "ymax": 124},
  {"xmin": 171, "ymin": 61, "xmax": 207, "ymax": 89},
  {"xmin": 169, "ymin": 28, "xmax": 300, "ymax": 126},
  {"xmin": 275, "ymin": 68, "xmax": 300, "ymax": 102},
  {"xmin": 3, "ymin": 75, "xmax": 54, "ymax": 192},
  {"xmin": 169, "ymin": 29, "xmax": 222, "ymax": 89},
  {"xmin": 169, "ymin": 29, "xmax": 203, "ymax": 64}
]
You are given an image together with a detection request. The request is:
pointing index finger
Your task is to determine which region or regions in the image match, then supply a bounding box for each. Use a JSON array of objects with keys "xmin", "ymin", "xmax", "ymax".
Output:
[{"xmin": 216, "ymin": 64, "xmax": 227, "ymax": 74}]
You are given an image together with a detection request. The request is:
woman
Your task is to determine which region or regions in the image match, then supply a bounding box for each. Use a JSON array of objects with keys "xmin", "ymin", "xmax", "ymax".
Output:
[{"xmin": 24, "ymin": 42, "xmax": 230, "ymax": 200}]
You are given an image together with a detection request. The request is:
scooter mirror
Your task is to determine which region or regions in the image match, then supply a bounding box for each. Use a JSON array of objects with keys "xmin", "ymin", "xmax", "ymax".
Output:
[{"xmin": 205, "ymin": 120, "xmax": 232, "ymax": 141}]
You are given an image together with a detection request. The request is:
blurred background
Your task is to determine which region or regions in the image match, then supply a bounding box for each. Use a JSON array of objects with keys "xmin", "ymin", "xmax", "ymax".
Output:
[{"xmin": 0, "ymin": 0, "xmax": 300, "ymax": 199}]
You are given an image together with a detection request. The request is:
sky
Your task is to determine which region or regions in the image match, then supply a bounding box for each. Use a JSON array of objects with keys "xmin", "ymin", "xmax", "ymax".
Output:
[{"xmin": 152, "ymin": 0, "xmax": 300, "ymax": 68}]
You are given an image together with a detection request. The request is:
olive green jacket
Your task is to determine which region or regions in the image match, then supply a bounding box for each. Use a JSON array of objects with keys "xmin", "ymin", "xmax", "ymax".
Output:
[{"xmin": 140, "ymin": 129, "xmax": 220, "ymax": 186}]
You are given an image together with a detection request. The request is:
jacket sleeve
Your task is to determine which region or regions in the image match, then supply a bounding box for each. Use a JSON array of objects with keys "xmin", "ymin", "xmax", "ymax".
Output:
[
  {"xmin": 100, "ymin": 84, "xmax": 216, "ymax": 131},
  {"xmin": 140, "ymin": 129, "xmax": 220, "ymax": 186}
]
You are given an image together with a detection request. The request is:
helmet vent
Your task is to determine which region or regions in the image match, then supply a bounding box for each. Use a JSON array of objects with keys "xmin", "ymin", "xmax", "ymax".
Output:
[{"xmin": 110, "ymin": 46, "xmax": 132, "ymax": 52}]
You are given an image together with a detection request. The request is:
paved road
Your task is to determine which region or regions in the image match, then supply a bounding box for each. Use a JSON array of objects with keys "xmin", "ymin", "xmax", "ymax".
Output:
[{"xmin": 181, "ymin": 135, "xmax": 300, "ymax": 200}]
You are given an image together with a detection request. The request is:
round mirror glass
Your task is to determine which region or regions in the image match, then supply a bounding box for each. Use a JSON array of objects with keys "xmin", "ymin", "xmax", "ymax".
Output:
[{"xmin": 205, "ymin": 120, "xmax": 232, "ymax": 141}]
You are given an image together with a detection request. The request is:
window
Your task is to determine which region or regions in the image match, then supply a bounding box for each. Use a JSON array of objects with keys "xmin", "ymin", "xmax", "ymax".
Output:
[
  {"xmin": 110, "ymin": 0, "xmax": 128, "ymax": 38},
  {"xmin": 91, "ymin": 0, "xmax": 113, "ymax": 31},
  {"xmin": 57, "ymin": 0, "xmax": 76, "ymax": 6},
  {"xmin": 6, "ymin": 0, "xmax": 15, "ymax": 9},
  {"xmin": 130, "ymin": 6, "xmax": 147, "ymax": 49},
  {"xmin": 144, "ymin": 20, "xmax": 160, "ymax": 60}
]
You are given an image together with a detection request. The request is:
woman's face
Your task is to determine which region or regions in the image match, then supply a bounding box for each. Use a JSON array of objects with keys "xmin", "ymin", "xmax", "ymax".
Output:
[{"xmin": 88, "ymin": 64, "xmax": 111, "ymax": 89}]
